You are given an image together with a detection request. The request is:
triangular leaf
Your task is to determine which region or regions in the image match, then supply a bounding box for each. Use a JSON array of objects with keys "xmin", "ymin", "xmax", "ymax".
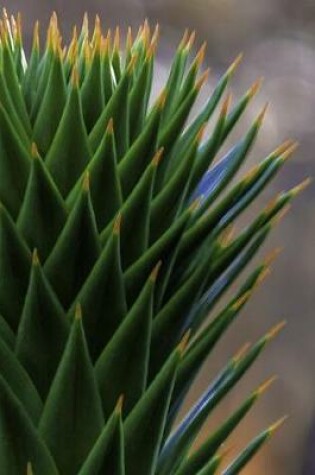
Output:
[
  {"xmin": 0, "ymin": 103, "xmax": 31, "ymax": 217},
  {"xmin": 39, "ymin": 307, "xmax": 104, "ymax": 475},
  {"xmin": 118, "ymin": 93, "xmax": 164, "ymax": 198},
  {"xmin": 32, "ymin": 49, "xmax": 67, "ymax": 155},
  {"xmin": 124, "ymin": 208, "xmax": 190, "ymax": 305},
  {"xmin": 46, "ymin": 69, "xmax": 92, "ymax": 196},
  {"xmin": 102, "ymin": 153, "xmax": 160, "ymax": 269},
  {"xmin": 71, "ymin": 217, "xmax": 127, "ymax": 361},
  {"xmin": 67, "ymin": 119, "xmax": 122, "ymax": 231},
  {"xmin": 0, "ymin": 204, "xmax": 31, "ymax": 330},
  {"xmin": 95, "ymin": 266, "xmax": 157, "ymax": 418},
  {"xmin": 81, "ymin": 38, "xmax": 105, "ymax": 132},
  {"xmin": 124, "ymin": 343, "xmax": 182, "ymax": 475},
  {"xmin": 0, "ymin": 336, "xmax": 42, "ymax": 424},
  {"xmin": 44, "ymin": 176, "xmax": 101, "ymax": 309},
  {"xmin": 15, "ymin": 251, "xmax": 69, "ymax": 399},
  {"xmin": 17, "ymin": 146, "xmax": 67, "ymax": 261},
  {"xmin": 78, "ymin": 400, "xmax": 125, "ymax": 475},
  {"xmin": 0, "ymin": 375, "xmax": 57, "ymax": 474}
]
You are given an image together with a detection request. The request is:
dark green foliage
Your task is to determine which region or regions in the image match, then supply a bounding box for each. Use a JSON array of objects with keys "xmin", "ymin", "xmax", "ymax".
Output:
[{"xmin": 0, "ymin": 11, "xmax": 304, "ymax": 474}]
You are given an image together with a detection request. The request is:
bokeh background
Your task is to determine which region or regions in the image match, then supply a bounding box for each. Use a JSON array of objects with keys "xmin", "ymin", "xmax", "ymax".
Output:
[{"xmin": 6, "ymin": 0, "xmax": 315, "ymax": 473}]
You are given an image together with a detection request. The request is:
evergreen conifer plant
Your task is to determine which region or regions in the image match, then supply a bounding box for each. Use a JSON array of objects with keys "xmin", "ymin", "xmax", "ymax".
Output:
[{"xmin": 0, "ymin": 10, "xmax": 309, "ymax": 474}]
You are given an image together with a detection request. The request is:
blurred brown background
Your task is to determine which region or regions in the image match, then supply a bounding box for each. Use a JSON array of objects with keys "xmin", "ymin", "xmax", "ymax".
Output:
[{"xmin": 6, "ymin": 0, "xmax": 315, "ymax": 473}]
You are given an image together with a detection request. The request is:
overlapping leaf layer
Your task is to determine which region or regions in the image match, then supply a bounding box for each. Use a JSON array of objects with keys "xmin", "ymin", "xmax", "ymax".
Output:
[{"xmin": 0, "ymin": 10, "xmax": 306, "ymax": 475}]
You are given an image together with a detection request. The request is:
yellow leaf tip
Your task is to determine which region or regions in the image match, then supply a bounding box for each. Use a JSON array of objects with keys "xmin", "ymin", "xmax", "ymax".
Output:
[
  {"xmin": 256, "ymin": 375, "xmax": 278, "ymax": 396},
  {"xmin": 32, "ymin": 249, "xmax": 40, "ymax": 266},
  {"xmin": 231, "ymin": 292, "xmax": 251, "ymax": 312},
  {"xmin": 178, "ymin": 330, "xmax": 192, "ymax": 356},
  {"xmin": 27, "ymin": 462, "xmax": 34, "ymax": 475},
  {"xmin": 115, "ymin": 394, "xmax": 124, "ymax": 414},
  {"xmin": 272, "ymin": 205, "xmax": 291, "ymax": 226},
  {"xmin": 248, "ymin": 77, "xmax": 264, "ymax": 99},
  {"xmin": 256, "ymin": 267, "xmax": 272, "ymax": 287},
  {"xmin": 33, "ymin": 20, "xmax": 40, "ymax": 49},
  {"xmin": 273, "ymin": 139, "xmax": 295, "ymax": 157},
  {"xmin": 82, "ymin": 172, "xmax": 90, "ymax": 192},
  {"xmin": 195, "ymin": 68, "xmax": 210, "ymax": 91},
  {"xmin": 233, "ymin": 342, "xmax": 251, "ymax": 364},
  {"xmin": 218, "ymin": 224, "xmax": 235, "ymax": 247},
  {"xmin": 227, "ymin": 52, "xmax": 244, "ymax": 77},
  {"xmin": 194, "ymin": 41, "xmax": 207, "ymax": 68},
  {"xmin": 269, "ymin": 415, "xmax": 289, "ymax": 435},
  {"xmin": 106, "ymin": 118, "xmax": 114, "ymax": 135},
  {"xmin": 266, "ymin": 320, "xmax": 287, "ymax": 341},
  {"xmin": 151, "ymin": 23, "xmax": 160, "ymax": 46},
  {"xmin": 157, "ymin": 89, "xmax": 167, "ymax": 109},
  {"xmin": 264, "ymin": 247, "xmax": 283, "ymax": 267},
  {"xmin": 186, "ymin": 30, "xmax": 196, "ymax": 50},
  {"xmin": 71, "ymin": 63, "xmax": 80, "ymax": 88},
  {"xmin": 113, "ymin": 213, "xmax": 122, "ymax": 235},
  {"xmin": 152, "ymin": 148, "xmax": 164, "ymax": 167},
  {"xmin": 189, "ymin": 198, "xmax": 202, "ymax": 213},
  {"xmin": 31, "ymin": 143, "xmax": 40, "ymax": 159},
  {"xmin": 82, "ymin": 12, "xmax": 89, "ymax": 30},
  {"xmin": 196, "ymin": 123, "xmax": 207, "ymax": 144},
  {"xmin": 75, "ymin": 303, "xmax": 82, "ymax": 321},
  {"xmin": 220, "ymin": 92, "xmax": 232, "ymax": 118},
  {"xmin": 114, "ymin": 26, "xmax": 120, "ymax": 50},
  {"xmin": 290, "ymin": 177, "xmax": 312, "ymax": 197},
  {"xmin": 179, "ymin": 29, "xmax": 190, "ymax": 50},
  {"xmin": 280, "ymin": 141, "xmax": 299, "ymax": 162},
  {"xmin": 150, "ymin": 261, "xmax": 162, "ymax": 283},
  {"xmin": 255, "ymin": 102, "xmax": 269, "ymax": 127}
]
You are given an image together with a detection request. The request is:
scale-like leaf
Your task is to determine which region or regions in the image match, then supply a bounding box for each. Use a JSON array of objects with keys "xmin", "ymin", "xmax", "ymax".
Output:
[
  {"xmin": 0, "ymin": 103, "xmax": 31, "ymax": 217},
  {"xmin": 0, "ymin": 376, "xmax": 57, "ymax": 474},
  {"xmin": 124, "ymin": 339, "xmax": 184, "ymax": 475},
  {"xmin": 129, "ymin": 48, "xmax": 155, "ymax": 141},
  {"xmin": 46, "ymin": 68, "xmax": 92, "ymax": 196},
  {"xmin": 15, "ymin": 250, "xmax": 69, "ymax": 399},
  {"xmin": 0, "ymin": 70, "xmax": 30, "ymax": 147},
  {"xmin": 101, "ymin": 37, "xmax": 114, "ymax": 104},
  {"xmin": 81, "ymin": 37, "xmax": 105, "ymax": 132},
  {"xmin": 0, "ymin": 32, "xmax": 31, "ymax": 134},
  {"xmin": 32, "ymin": 48, "xmax": 67, "ymax": 155},
  {"xmin": 0, "ymin": 204, "xmax": 31, "ymax": 330},
  {"xmin": 161, "ymin": 33, "xmax": 191, "ymax": 122},
  {"xmin": 103, "ymin": 152, "xmax": 161, "ymax": 269},
  {"xmin": 17, "ymin": 145, "xmax": 67, "ymax": 261},
  {"xmin": 22, "ymin": 21, "xmax": 40, "ymax": 112},
  {"xmin": 125, "ymin": 208, "xmax": 191, "ymax": 304},
  {"xmin": 0, "ymin": 314, "xmax": 15, "ymax": 349},
  {"xmin": 44, "ymin": 175, "xmax": 101, "ymax": 309},
  {"xmin": 0, "ymin": 335, "xmax": 43, "ymax": 424},
  {"xmin": 71, "ymin": 216, "xmax": 126, "ymax": 361},
  {"xmin": 89, "ymin": 57, "xmax": 135, "ymax": 153},
  {"xmin": 78, "ymin": 398, "xmax": 125, "ymax": 475},
  {"xmin": 149, "ymin": 255, "xmax": 211, "ymax": 379},
  {"xmin": 118, "ymin": 93, "xmax": 164, "ymax": 198},
  {"xmin": 156, "ymin": 73, "xmax": 208, "ymax": 190},
  {"xmin": 67, "ymin": 119, "xmax": 122, "ymax": 230},
  {"xmin": 150, "ymin": 130, "xmax": 201, "ymax": 242},
  {"xmin": 39, "ymin": 307, "xmax": 104, "ymax": 475},
  {"xmin": 96, "ymin": 265, "xmax": 157, "ymax": 418}
]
